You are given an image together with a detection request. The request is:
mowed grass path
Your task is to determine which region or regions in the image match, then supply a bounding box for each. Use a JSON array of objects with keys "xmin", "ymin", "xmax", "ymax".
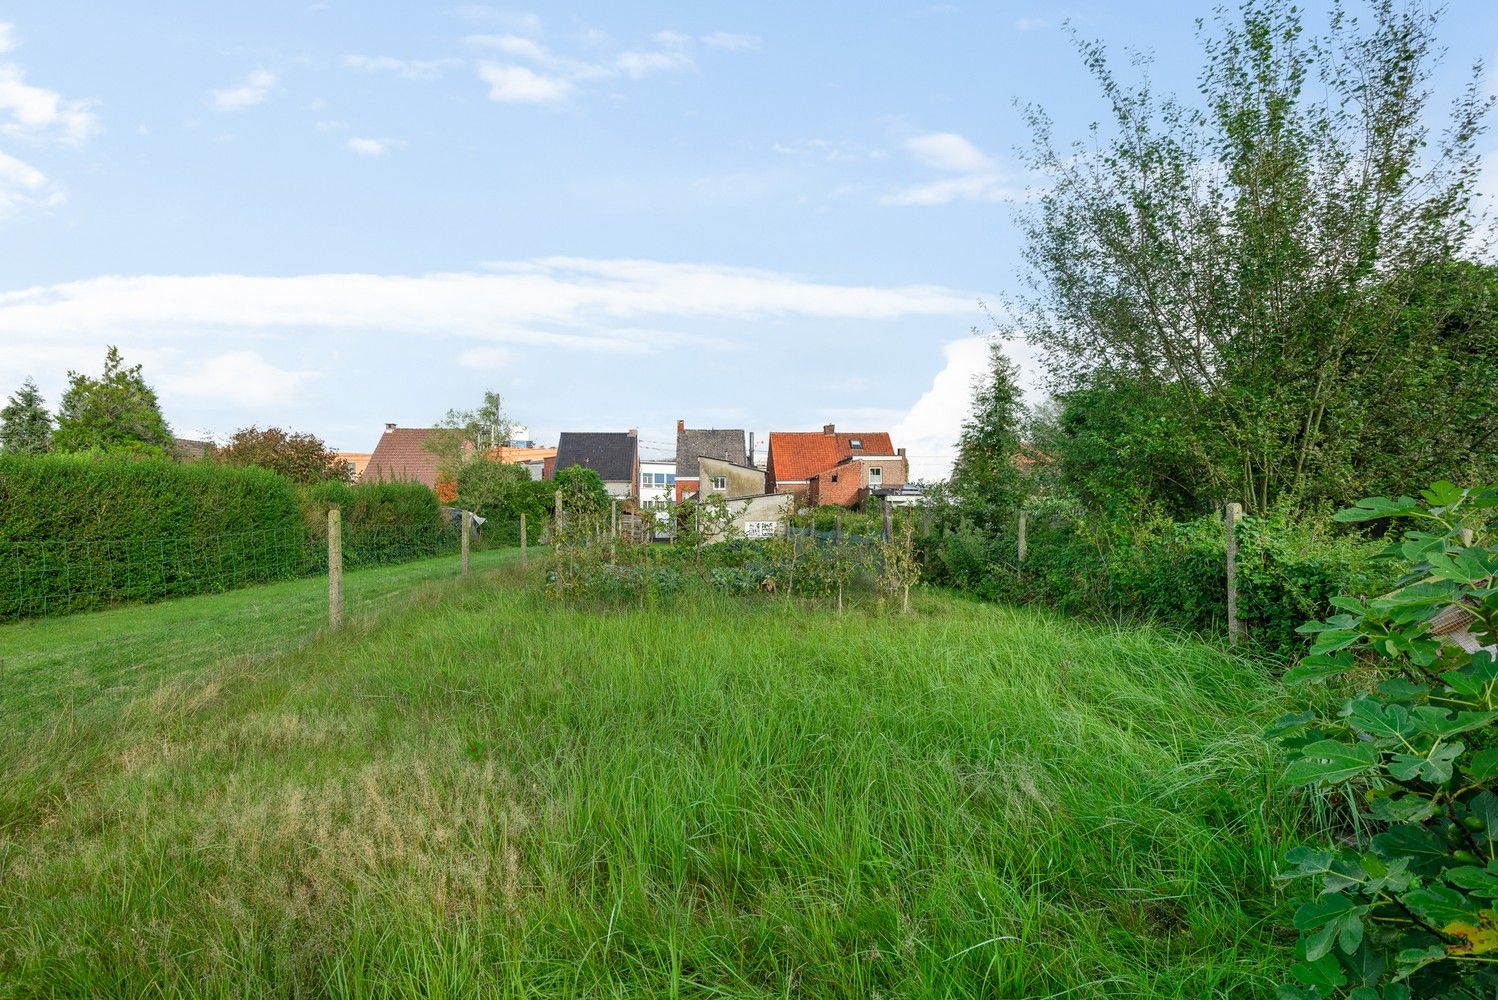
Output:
[{"xmin": 0, "ymin": 562, "xmax": 1297, "ymax": 998}]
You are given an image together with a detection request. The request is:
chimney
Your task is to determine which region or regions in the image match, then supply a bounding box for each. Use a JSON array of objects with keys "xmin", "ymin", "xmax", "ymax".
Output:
[
  {"xmin": 676, "ymin": 419, "xmax": 685, "ymax": 434},
  {"xmin": 822, "ymin": 423, "xmax": 836, "ymax": 435},
  {"xmin": 747, "ymin": 431, "xmax": 755, "ymax": 466},
  {"xmin": 627, "ymin": 428, "xmax": 638, "ymax": 437},
  {"xmin": 385, "ymin": 422, "xmax": 397, "ymax": 432}
]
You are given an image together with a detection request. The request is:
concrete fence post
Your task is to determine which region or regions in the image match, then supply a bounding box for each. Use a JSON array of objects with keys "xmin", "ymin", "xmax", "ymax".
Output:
[
  {"xmin": 1017, "ymin": 511, "xmax": 1028, "ymax": 566},
  {"xmin": 327, "ymin": 506, "xmax": 343, "ymax": 631},
  {"xmin": 461, "ymin": 509, "xmax": 472, "ymax": 576},
  {"xmin": 1226, "ymin": 502, "xmax": 1243, "ymax": 647},
  {"xmin": 520, "ymin": 512, "xmax": 528, "ymax": 565}
]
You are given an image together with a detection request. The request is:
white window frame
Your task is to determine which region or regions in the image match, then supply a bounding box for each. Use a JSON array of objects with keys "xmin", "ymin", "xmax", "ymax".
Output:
[
  {"xmin": 710, "ymin": 476, "xmax": 727, "ymax": 491},
  {"xmin": 869, "ymin": 466, "xmax": 882, "ymax": 486}
]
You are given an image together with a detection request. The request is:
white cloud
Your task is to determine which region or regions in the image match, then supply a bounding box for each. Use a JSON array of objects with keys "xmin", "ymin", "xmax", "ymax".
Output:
[
  {"xmin": 0, "ymin": 23, "xmax": 17, "ymax": 55},
  {"xmin": 904, "ymin": 132, "xmax": 992, "ymax": 173},
  {"xmin": 210, "ymin": 70, "xmax": 278, "ymax": 111},
  {"xmin": 477, "ymin": 63, "xmax": 573, "ymax": 104},
  {"xmin": 0, "ymin": 148, "xmax": 63, "ymax": 217},
  {"xmin": 654, "ymin": 30, "xmax": 691, "ymax": 48},
  {"xmin": 0, "ymin": 63, "xmax": 100, "ymax": 144},
  {"xmin": 884, "ymin": 131, "xmax": 1022, "ymax": 206},
  {"xmin": 772, "ymin": 138, "xmax": 886, "ymax": 163},
  {"xmin": 459, "ymin": 346, "xmax": 516, "ymax": 369},
  {"xmin": 465, "ymin": 33, "xmax": 550, "ymax": 61},
  {"xmin": 701, "ymin": 31, "xmax": 760, "ymax": 51},
  {"xmin": 1014, "ymin": 17, "xmax": 1047, "ymax": 31},
  {"xmin": 162, "ymin": 351, "xmax": 317, "ymax": 408},
  {"xmin": 341, "ymin": 54, "xmax": 462, "ymax": 80},
  {"xmin": 614, "ymin": 48, "xmax": 694, "ymax": 79},
  {"xmin": 456, "ymin": 6, "xmax": 542, "ymax": 34},
  {"xmin": 0, "ymin": 259, "xmax": 980, "ymax": 356},
  {"xmin": 346, "ymin": 136, "xmax": 394, "ymax": 156}
]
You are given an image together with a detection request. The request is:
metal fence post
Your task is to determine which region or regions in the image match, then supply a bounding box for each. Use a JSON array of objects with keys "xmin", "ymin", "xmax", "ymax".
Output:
[
  {"xmin": 1226, "ymin": 501, "xmax": 1242, "ymax": 647},
  {"xmin": 328, "ymin": 506, "xmax": 343, "ymax": 631},
  {"xmin": 461, "ymin": 509, "xmax": 472, "ymax": 576}
]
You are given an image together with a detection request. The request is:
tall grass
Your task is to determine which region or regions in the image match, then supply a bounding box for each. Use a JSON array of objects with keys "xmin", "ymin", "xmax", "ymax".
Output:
[{"xmin": 0, "ymin": 565, "xmax": 1299, "ymax": 997}]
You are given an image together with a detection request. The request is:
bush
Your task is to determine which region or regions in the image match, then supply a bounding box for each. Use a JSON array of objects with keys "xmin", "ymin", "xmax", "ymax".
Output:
[
  {"xmin": 0, "ymin": 453, "xmax": 304, "ymax": 618},
  {"xmin": 924, "ymin": 501, "xmax": 1393, "ymax": 657},
  {"xmin": 300, "ymin": 480, "xmax": 452, "ymax": 569}
]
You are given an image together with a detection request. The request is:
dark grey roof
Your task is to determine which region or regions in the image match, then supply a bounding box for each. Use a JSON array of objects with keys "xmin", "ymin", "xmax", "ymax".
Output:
[
  {"xmin": 555, "ymin": 432, "xmax": 637, "ymax": 483},
  {"xmin": 675, "ymin": 428, "xmax": 747, "ymax": 478}
]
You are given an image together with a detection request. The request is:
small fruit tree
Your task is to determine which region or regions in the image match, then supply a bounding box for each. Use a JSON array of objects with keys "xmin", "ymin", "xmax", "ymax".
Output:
[{"xmin": 1272, "ymin": 482, "xmax": 1497, "ymax": 998}]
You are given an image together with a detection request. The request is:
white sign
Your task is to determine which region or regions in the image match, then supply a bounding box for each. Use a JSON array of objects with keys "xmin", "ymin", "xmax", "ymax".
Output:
[{"xmin": 744, "ymin": 521, "xmax": 777, "ymax": 539}]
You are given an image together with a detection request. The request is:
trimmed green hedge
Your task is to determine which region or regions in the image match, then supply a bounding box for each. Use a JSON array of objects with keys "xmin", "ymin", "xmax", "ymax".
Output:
[
  {"xmin": 0, "ymin": 457, "xmax": 460, "ymax": 620},
  {"xmin": 0, "ymin": 454, "xmax": 304, "ymax": 618},
  {"xmin": 922, "ymin": 503, "xmax": 1395, "ymax": 657}
]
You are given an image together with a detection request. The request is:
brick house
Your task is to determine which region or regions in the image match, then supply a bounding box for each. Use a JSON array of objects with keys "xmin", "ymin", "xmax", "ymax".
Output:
[
  {"xmin": 765, "ymin": 424, "xmax": 908, "ymax": 508},
  {"xmin": 673, "ymin": 420, "xmax": 749, "ymax": 502},
  {"xmin": 364, "ymin": 423, "xmax": 458, "ymax": 501}
]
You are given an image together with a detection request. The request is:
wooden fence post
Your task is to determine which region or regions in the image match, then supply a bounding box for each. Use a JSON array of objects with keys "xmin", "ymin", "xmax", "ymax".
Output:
[
  {"xmin": 1017, "ymin": 511, "xmax": 1028, "ymax": 566},
  {"xmin": 461, "ymin": 509, "xmax": 472, "ymax": 576},
  {"xmin": 882, "ymin": 500, "xmax": 892, "ymax": 543},
  {"xmin": 327, "ymin": 506, "xmax": 343, "ymax": 631},
  {"xmin": 835, "ymin": 511, "xmax": 842, "ymax": 543},
  {"xmin": 520, "ymin": 512, "xmax": 528, "ymax": 565},
  {"xmin": 1226, "ymin": 501, "xmax": 1242, "ymax": 647},
  {"xmin": 554, "ymin": 489, "xmax": 563, "ymax": 547},
  {"xmin": 922, "ymin": 506, "xmax": 932, "ymax": 538}
]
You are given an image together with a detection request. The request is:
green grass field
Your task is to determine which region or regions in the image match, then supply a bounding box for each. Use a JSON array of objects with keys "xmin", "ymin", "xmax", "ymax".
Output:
[{"xmin": 0, "ymin": 556, "xmax": 1302, "ymax": 998}]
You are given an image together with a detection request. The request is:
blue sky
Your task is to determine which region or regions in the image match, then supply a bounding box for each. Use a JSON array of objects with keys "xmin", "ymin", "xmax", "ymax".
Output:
[{"xmin": 2, "ymin": 2, "xmax": 1495, "ymax": 477}]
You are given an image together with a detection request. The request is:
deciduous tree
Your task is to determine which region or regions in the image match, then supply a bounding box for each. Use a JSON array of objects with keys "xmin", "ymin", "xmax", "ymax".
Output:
[{"xmin": 53, "ymin": 347, "xmax": 174, "ymax": 456}]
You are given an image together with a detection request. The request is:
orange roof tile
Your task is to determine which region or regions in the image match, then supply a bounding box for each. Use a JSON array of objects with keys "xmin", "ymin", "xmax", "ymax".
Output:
[{"xmin": 767, "ymin": 428, "xmax": 896, "ymax": 485}]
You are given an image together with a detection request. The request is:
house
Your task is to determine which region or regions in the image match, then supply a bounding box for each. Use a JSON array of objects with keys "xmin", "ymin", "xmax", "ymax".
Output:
[
  {"xmin": 364, "ymin": 423, "xmax": 456, "ymax": 500},
  {"xmin": 489, "ymin": 445, "xmax": 557, "ymax": 481},
  {"xmin": 638, "ymin": 457, "xmax": 677, "ymax": 510},
  {"xmin": 337, "ymin": 452, "xmax": 372, "ymax": 480},
  {"xmin": 673, "ymin": 420, "xmax": 750, "ymax": 502},
  {"xmin": 696, "ymin": 455, "xmax": 766, "ymax": 499},
  {"xmin": 705, "ymin": 492, "xmax": 795, "ymax": 544},
  {"xmin": 552, "ymin": 430, "xmax": 639, "ymax": 498},
  {"xmin": 765, "ymin": 424, "xmax": 907, "ymax": 508}
]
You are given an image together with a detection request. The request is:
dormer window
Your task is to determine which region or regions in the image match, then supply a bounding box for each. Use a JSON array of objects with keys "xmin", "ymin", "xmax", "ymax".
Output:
[{"xmin": 850, "ymin": 438, "xmax": 863, "ymax": 449}]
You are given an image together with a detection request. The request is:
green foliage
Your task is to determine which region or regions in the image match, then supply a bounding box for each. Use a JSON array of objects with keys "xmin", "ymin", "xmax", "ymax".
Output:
[
  {"xmin": 1272, "ymin": 482, "xmax": 1498, "ymax": 998},
  {"xmin": 0, "ymin": 378, "xmax": 52, "ymax": 456},
  {"xmin": 0, "ymin": 453, "xmax": 303, "ymax": 618},
  {"xmin": 426, "ymin": 389, "xmax": 512, "ymax": 479},
  {"xmin": 1015, "ymin": 1, "xmax": 1496, "ymax": 514},
  {"xmin": 53, "ymin": 346, "xmax": 174, "ymax": 457},
  {"xmin": 455, "ymin": 459, "xmax": 548, "ymax": 544},
  {"xmin": 300, "ymin": 479, "xmax": 450, "ymax": 569},
  {"xmin": 950, "ymin": 340, "xmax": 1028, "ymax": 531},
  {"xmin": 923, "ymin": 500, "xmax": 1393, "ymax": 656},
  {"xmin": 210, "ymin": 426, "xmax": 354, "ymax": 484},
  {"xmin": 552, "ymin": 465, "xmax": 611, "ymax": 520}
]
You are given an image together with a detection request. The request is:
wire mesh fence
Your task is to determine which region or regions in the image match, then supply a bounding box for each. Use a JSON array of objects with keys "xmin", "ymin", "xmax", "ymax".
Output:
[{"xmin": 0, "ymin": 520, "xmax": 469, "ymax": 622}]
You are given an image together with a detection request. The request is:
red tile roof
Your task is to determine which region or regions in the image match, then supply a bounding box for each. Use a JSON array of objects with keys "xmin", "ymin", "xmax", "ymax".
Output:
[
  {"xmin": 363, "ymin": 427, "xmax": 442, "ymax": 488},
  {"xmin": 767, "ymin": 427, "xmax": 896, "ymax": 487}
]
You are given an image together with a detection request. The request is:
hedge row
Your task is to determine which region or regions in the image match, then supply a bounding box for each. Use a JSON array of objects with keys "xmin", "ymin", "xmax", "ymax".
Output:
[
  {"xmin": 0, "ymin": 456, "xmax": 455, "ymax": 619},
  {"xmin": 922, "ymin": 503, "xmax": 1395, "ymax": 657}
]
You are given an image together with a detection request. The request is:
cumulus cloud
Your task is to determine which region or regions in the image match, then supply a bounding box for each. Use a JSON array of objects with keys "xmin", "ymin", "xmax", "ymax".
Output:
[
  {"xmin": 0, "ymin": 54, "xmax": 100, "ymax": 143},
  {"xmin": 341, "ymin": 54, "xmax": 462, "ymax": 80},
  {"xmin": 883, "ymin": 131, "xmax": 1022, "ymax": 206},
  {"xmin": 346, "ymin": 136, "xmax": 395, "ymax": 156},
  {"xmin": 0, "ymin": 148, "xmax": 63, "ymax": 217},
  {"xmin": 890, "ymin": 336, "xmax": 1043, "ymax": 481},
  {"xmin": 210, "ymin": 70, "xmax": 278, "ymax": 111},
  {"xmin": 477, "ymin": 63, "xmax": 573, "ymax": 104}
]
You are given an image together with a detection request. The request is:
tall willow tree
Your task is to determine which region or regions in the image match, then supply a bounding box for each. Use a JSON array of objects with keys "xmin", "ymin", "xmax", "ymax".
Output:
[{"xmin": 1016, "ymin": 0, "xmax": 1496, "ymax": 513}]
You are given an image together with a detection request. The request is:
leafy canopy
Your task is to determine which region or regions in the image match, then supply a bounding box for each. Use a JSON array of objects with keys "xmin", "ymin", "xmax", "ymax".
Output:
[
  {"xmin": 1015, "ymin": 0, "xmax": 1496, "ymax": 514},
  {"xmin": 210, "ymin": 426, "xmax": 355, "ymax": 485},
  {"xmin": 0, "ymin": 378, "xmax": 52, "ymax": 456},
  {"xmin": 53, "ymin": 347, "xmax": 174, "ymax": 457}
]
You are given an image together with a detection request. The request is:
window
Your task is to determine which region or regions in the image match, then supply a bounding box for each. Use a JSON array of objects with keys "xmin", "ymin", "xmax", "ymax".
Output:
[
  {"xmin": 830, "ymin": 473, "xmax": 838, "ymax": 483},
  {"xmin": 711, "ymin": 476, "xmax": 727, "ymax": 491},
  {"xmin": 850, "ymin": 438, "xmax": 863, "ymax": 449},
  {"xmin": 667, "ymin": 474, "xmax": 676, "ymax": 484},
  {"xmin": 641, "ymin": 473, "xmax": 652, "ymax": 488},
  {"xmin": 869, "ymin": 466, "xmax": 882, "ymax": 486},
  {"xmin": 653, "ymin": 473, "xmax": 666, "ymax": 486}
]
